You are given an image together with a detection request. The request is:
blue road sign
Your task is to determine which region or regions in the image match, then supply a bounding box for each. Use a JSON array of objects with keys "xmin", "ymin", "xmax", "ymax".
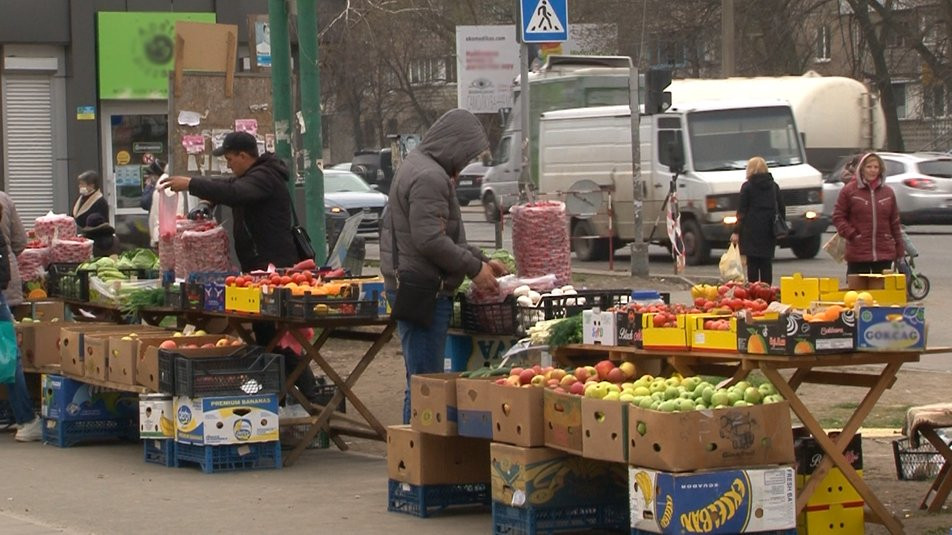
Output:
[{"xmin": 520, "ymin": 0, "xmax": 568, "ymax": 43}]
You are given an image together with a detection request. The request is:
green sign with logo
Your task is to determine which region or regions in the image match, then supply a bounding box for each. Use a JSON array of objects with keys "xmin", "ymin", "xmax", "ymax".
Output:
[{"xmin": 97, "ymin": 12, "xmax": 216, "ymax": 99}]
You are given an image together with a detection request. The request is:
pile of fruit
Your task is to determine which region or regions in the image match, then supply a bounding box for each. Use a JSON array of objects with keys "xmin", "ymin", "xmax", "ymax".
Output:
[{"xmin": 79, "ymin": 249, "xmax": 160, "ymax": 281}]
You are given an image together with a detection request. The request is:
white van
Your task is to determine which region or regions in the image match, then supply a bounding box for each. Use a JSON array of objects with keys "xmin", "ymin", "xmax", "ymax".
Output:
[{"xmin": 537, "ymin": 101, "xmax": 827, "ymax": 264}]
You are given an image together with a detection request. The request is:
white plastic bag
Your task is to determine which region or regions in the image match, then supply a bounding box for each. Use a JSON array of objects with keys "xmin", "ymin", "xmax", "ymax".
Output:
[
  {"xmin": 719, "ymin": 244, "xmax": 746, "ymax": 283},
  {"xmin": 823, "ymin": 233, "xmax": 846, "ymax": 264}
]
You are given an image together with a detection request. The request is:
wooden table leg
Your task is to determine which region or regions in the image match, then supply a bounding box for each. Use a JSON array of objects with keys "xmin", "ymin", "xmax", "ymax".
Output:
[
  {"xmin": 761, "ymin": 363, "xmax": 906, "ymax": 534},
  {"xmin": 919, "ymin": 427, "xmax": 952, "ymax": 513},
  {"xmin": 786, "ymin": 368, "xmax": 811, "ymax": 391}
]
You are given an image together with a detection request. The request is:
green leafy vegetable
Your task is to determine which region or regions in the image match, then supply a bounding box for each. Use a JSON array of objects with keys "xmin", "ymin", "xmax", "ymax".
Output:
[{"xmin": 547, "ymin": 314, "xmax": 583, "ymax": 348}]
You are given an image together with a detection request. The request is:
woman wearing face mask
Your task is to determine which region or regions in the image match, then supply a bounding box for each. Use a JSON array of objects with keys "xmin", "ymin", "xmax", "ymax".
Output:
[
  {"xmin": 72, "ymin": 170, "xmax": 110, "ymax": 229},
  {"xmin": 832, "ymin": 152, "xmax": 904, "ymax": 275}
]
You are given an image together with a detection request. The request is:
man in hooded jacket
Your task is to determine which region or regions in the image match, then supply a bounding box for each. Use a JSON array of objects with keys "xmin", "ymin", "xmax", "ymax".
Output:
[{"xmin": 381, "ymin": 109, "xmax": 504, "ymax": 424}]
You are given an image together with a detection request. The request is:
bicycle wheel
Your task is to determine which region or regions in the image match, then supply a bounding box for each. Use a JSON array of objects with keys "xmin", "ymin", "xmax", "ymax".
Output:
[{"xmin": 908, "ymin": 274, "xmax": 930, "ymax": 301}]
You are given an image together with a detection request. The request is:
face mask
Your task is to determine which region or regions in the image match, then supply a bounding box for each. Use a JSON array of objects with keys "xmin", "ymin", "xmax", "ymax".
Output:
[{"xmin": 79, "ymin": 186, "xmax": 90, "ymax": 196}]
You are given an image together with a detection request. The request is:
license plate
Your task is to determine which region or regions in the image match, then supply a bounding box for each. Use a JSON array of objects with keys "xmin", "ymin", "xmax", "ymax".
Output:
[
  {"xmin": 362, "ymin": 211, "xmax": 379, "ymax": 221},
  {"xmin": 458, "ymin": 179, "xmax": 472, "ymax": 186}
]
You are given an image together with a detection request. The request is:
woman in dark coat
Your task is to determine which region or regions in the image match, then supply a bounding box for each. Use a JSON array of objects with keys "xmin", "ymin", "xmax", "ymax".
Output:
[
  {"xmin": 71, "ymin": 170, "xmax": 109, "ymax": 228},
  {"xmin": 730, "ymin": 156, "xmax": 785, "ymax": 284}
]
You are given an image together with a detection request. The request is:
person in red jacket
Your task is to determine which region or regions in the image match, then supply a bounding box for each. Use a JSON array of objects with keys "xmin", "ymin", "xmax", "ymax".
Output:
[{"xmin": 832, "ymin": 152, "xmax": 904, "ymax": 275}]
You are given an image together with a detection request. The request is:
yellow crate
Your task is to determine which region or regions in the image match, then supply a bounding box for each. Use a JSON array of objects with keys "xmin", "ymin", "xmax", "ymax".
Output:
[
  {"xmin": 687, "ymin": 314, "xmax": 737, "ymax": 352},
  {"xmin": 796, "ymin": 469, "xmax": 863, "ymax": 507},
  {"xmin": 781, "ymin": 273, "xmax": 840, "ymax": 308},
  {"xmin": 224, "ymin": 285, "xmax": 261, "ymax": 314},
  {"xmin": 797, "ymin": 501, "xmax": 865, "ymax": 535},
  {"xmin": 820, "ymin": 273, "xmax": 907, "ymax": 305},
  {"xmin": 641, "ymin": 313, "xmax": 688, "ymax": 350}
]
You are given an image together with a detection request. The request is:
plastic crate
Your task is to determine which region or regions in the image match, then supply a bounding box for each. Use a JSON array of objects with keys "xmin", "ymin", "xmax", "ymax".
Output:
[
  {"xmin": 183, "ymin": 283, "xmax": 205, "ymax": 311},
  {"xmin": 285, "ymin": 294, "xmax": 379, "ymax": 321},
  {"xmin": 164, "ymin": 284, "xmax": 184, "ymax": 310},
  {"xmin": 159, "ymin": 345, "xmax": 268, "ymax": 396},
  {"xmin": 492, "ymin": 502, "xmax": 629, "ymax": 535},
  {"xmin": 143, "ymin": 439, "xmax": 176, "ymax": 467},
  {"xmin": 893, "ymin": 436, "xmax": 947, "ymax": 480},
  {"xmin": 42, "ymin": 417, "xmax": 138, "ymax": 448},
  {"xmin": 174, "ymin": 440, "xmax": 282, "ymax": 473},
  {"xmin": 203, "ymin": 283, "xmax": 226, "ymax": 312},
  {"xmin": 387, "ymin": 480, "xmax": 490, "ymax": 518},
  {"xmin": 168, "ymin": 347, "xmax": 284, "ymax": 397},
  {"xmin": 260, "ymin": 288, "xmax": 289, "ymax": 318},
  {"xmin": 461, "ymin": 296, "xmax": 519, "ymax": 335},
  {"xmin": 45, "ymin": 262, "xmax": 82, "ymax": 298},
  {"xmin": 311, "ymin": 378, "xmax": 346, "ymax": 413}
]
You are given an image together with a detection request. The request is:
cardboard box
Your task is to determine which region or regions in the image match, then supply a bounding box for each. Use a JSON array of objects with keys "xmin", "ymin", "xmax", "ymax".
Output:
[
  {"xmin": 797, "ymin": 501, "xmax": 865, "ymax": 535},
  {"xmin": 629, "ymin": 466, "xmax": 797, "ymax": 534},
  {"xmin": 582, "ymin": 397, "xmax": 628, "ymax": 463},
  {"xmin": 444, "ymin": 332, "xmax": 521, "ymax": 372},
  {"xmin": 135, "ymin": 334, "xmax": 238, "ymax": 391},
  {"xmin": 627, "ymin": 402, "xmax": 795, "ymax": 472},
  {"xmin": 42, "ymin": 373, "xmax": 138, "ymax": 421},
  {"xmin": 794, "ymin": 430, "xmax": 863, "ymax": 509},
  {"xmin": 794, "ymin": 430, "xmax": 863, "ymax": 475},
  {"xmin": 455, "ymin": 377, "xmax": 494, "ymax": 439},
  {"xmin": 490, "ymin": 442, "xmax": 627, "ymax": 509},
  {"xmin": 59, "ymin": 324, "xmax": 154, "ymax": 377},
  {"xmin": 737, "ymin": 312, "xmax": 854, "ymax": 355},
  {"xmin": 543, "ymin": 389, "xmax": 582, "ymax": 455},
  {"xmin": 409, "ymin": 373, "xmax": 458, "ymax": 436},
  {"xmin": 16, "ymin": 322, "xmax": 64, "ymax": 368},
  {"xmin": 174, "ymin": 393, "xmax": 278, "ymax": 445},
  {"xmin": 855, "ymin": 305, "xmax": 926, "ymax": 351},
  {"xmin": 139, "ymin": 393, "xmax": 174, "ymax": 439},
  {"xmin": 689, "ymin": 315, "xmax": 737, "ymax": 352},
  {"xmin": 386, "ymin": 424, "xmax": 490, "ymax": 486},
  {"xmin": 83, "ymin": 333, "xmax": 115, "ymax": 380},
  {"xmin": 582, "ymin": 309, "xmax": 617, "ymax": 345},
  {"xmin": 489, "ymin": 383, "xmax": 544, "ymax": 447},
  {"xmin": 781, "ymin": 273, "xmax": 840, "ymax": 309},
  {"xmin": 614, "ymin": 310, "xmax": 644, "ymax": 347},
  {"xmin": 641, "ymin": 313, "xmax": 689, "ymax": 350},
  {"xmin": 30, "ymin": 301, "xmax": 67, "ymax": 322},
  {"xmin": 108, "ymin": 336, "xmax": 141, "ymax": 385}
]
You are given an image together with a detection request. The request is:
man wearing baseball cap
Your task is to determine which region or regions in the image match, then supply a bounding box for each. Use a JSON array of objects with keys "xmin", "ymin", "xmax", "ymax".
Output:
[{"xmin": 161, "ymin": 131, "xmax": 321, "ymax": 399}]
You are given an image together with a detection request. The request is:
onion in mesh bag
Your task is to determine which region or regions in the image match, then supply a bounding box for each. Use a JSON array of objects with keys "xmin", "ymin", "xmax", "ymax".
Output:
[
  {"xmin": 511, "ymin": 201, "xmax": 571, "ymax": 286},
  {"xmin": 16, "ymin": 247, "xmax": 49, "ymax": 282},
  {"xmin": 49, "ymin": 237, "xmax": 93, "ymax": 264},
  {"xmin": 177, "ymin": 225, "xmax": 232, "ymax": 279},
  {"xmin": 34, "ymin": 213, "xmax": 77, "ymax": 246}
]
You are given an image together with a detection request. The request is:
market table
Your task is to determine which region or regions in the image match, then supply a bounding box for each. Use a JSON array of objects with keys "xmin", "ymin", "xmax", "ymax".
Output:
[{"xmin": 553, "ymin": 343, "xmax": 952, "ymax": 535}]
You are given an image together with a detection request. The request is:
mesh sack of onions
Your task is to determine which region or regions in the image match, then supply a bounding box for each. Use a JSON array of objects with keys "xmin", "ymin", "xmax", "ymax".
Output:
[
  {"xmin": 49, "ymin": 237, "xmax": 94, "ymax": 264},
  {"xmin": 34, "ymin": 213, "xmax": 77, "ymax": 246},
  {"xmin": 177, "ymin": 224, "xmax": 233, "ymax": 280},
  {"xmin": 16, "ymin": 247, "xmax": 49, "ymax": 282},
  {"xmin": 511, "ymin": 201, "xmax": 571, "ymax": 286}
]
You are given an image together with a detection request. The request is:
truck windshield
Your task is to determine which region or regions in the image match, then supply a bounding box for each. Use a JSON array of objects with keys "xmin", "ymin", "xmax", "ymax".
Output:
[{"xmin": 687, "ymin": 107, "xmax": 804, "ymax": 172}]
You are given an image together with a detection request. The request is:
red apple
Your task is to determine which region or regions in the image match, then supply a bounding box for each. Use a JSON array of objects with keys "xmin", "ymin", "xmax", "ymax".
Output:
[
  {"xmin": 569, "ymin": 382, "xmax": 585, "ymax": 396},
  {"xmin": 200, "ymin": 343, "xmax": 216, "ymax": 348},
  {"xmin": 518, "ymin": 369, "xmax": 536, "ymax": 385},
  {"xmin": 159, "ymin": 340, "xmax": 177, "ymax": 350},
  {"xmin": 594, "ymin": 360, "xmax": 615, "ymax": 381},
  {"xmin": 606, "ymin": 367, "xmax": 625, "ymax": 383},
  {"xmin": 559, "ymin": 374, "xmax": 578, "ymax": 387},
  {"xmin": 574, "ymin": 366, "xmax": 589, "ymax": 382}
]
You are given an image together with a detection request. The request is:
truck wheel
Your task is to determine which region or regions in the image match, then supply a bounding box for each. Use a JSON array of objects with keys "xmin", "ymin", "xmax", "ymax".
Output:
[
  {"xmin": 790, "ymin": 235, "xmax": 821, "ymax": 259},
  {"xmin": 680, "ymin": 218, "xmax": 711, "ymax": 265},
  {"xmin": 459, "ymin": 199, "xmax": 471, "ymax": 207},
  {"xmin": 483, "ymin": 193, "xmax": 500, "ymax": 223},
  {"xmin": 572, "ymin": 220, "xmax": 610, "ymax": 261}
]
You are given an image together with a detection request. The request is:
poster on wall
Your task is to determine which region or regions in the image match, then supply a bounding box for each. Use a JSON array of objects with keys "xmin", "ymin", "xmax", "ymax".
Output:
[{"xmin": 97, "ymin": 11, "xmax": 217, "ymax": 99}]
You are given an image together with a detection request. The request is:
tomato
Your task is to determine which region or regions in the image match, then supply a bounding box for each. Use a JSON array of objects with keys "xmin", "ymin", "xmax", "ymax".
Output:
[
  {"xmin": 718, "ymin": 285, "xmax": 730, "ymax": 295},
  {"xmin": 652, "ymin": 314, "xmax": 666, "ymax": 328},
  {"xmin": 225, "ymin": 276, "xmax": 237, "ymax": 286},
  {"xmin": 729, "ymin": 298, "xmax": 743, "ymax": 310},
  {"xmin": 704, "ymin": 319, "xmax": 715, "ymax": 330},
  {"xmin": 292, "ymin": 273, "xmax": 306, "ymax": 284},
  {"xmin": 303, "ymin": 271, "xmax": 314, "ymax": 282},
  {"xmin": 733, "ymin": 288, "xmax": 748, "ymax": 299}
]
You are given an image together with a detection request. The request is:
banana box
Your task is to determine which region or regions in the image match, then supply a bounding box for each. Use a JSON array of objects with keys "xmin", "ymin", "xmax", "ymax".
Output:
[
  {"xmin": 491, "ymin": 442, "xmax": 627, "ymax": 509},
  {"xmin": 797, "ymin": 501, "xmax": 864, "ymax": 535},
  {"xmin": 629, "ymin": 466, "xmax": 796, "ymax": 534},
  {"xmin": 780, "ymin": 273, "xmax": 840, "ymax": 309},
  {"xmin": 410, "ymin": 373, "xmax": 458, "ymax": 436},
  {"xmin": 174, "ymin": 393, "xmax": 279, "ymax": 445},
  {"xmin": 42, "ymin": 373, "xmax": 138, "ymax": 421},
  {"xmin": 489, "ymin": 382, "xmax": 545, "ymax": 447},
  {"xmin": 224, "ymin": 285, "xmax": 261, "ymax": 314},
  {"xmin": 855, "ymin": 305, "xmax": 926, "ymax": 351},
  {"xmin": 139, "ymin": 393, "xmax": 174, "ymax": 439},
  {"xmin": 821, "ymin": 273, "xmax": 907, "ymax": 306}
]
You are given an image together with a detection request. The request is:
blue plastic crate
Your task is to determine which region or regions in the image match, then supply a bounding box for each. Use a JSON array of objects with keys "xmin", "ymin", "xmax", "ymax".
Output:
[
  {"xmin": 143, "ymin": 439, "xmax": 176, "ymax": 467},
  {"xmin": 174, "ymin": 441, "xmax": 281, "ymax": 473},
  {"xmin": 387, "ymin": 479, "xmax": 490, "ymax": 518},
  {"xmin": 42, "ymin": 417, "xmax": 138, "ymax": 448},
  {"xmin": 492, "ymin": 502, "xmax": 629, "ymax": 535}
]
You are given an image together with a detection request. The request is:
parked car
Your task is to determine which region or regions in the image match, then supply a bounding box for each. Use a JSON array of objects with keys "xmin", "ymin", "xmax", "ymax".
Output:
[
  {"xmin": 456, "ymin": 162, "xmax": 488, "ymax": 206},
  {"xmin": 825, "ymin": 152, "xmax": 952, "ymax": 224},
  {"xmin": 323, "ymin": 170, "xmax": 388, "ymax": 236},
  {"xmin": 350, "ymin": 148, "xmax": 394, "ymax": 194},
  {"xmin": 330, "ymin": 162, "xmax": 351, "ymax": 171}
]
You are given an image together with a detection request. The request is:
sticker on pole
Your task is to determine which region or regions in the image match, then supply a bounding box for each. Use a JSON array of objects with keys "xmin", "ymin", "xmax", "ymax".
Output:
[{"xmin": 520, "ymin": 0, "xmax": 568, "ymax": 43}]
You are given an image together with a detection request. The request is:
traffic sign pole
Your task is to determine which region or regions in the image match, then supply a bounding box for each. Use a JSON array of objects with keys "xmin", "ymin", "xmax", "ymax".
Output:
[{"xmin": 517, "ymin": 0, "xmax": 531, "ymax": 199}]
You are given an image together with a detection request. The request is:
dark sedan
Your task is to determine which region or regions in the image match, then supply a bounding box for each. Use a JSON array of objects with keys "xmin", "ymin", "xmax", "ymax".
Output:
[
  {"xmin": 323, "ymin": 170, "xmax": 388, "ymax": 236},
  {"xmin": 456, "ymin": 162, "xmax": 487, "ymax": 206}
]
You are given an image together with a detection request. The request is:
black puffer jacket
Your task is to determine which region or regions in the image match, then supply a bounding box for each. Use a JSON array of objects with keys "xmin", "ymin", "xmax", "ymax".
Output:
[
  {"xmin": 188, "ymin": 153, "xmax": 299, "ymax": 271},
  {"xmin": 735, "ymin": 172, "xmax": 784, "ymax": 259}
]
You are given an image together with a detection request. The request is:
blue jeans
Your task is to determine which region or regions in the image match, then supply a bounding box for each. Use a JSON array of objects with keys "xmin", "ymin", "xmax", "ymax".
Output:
[
  {"xmin": 388, "ymin": 291, "xmax": 452, "ymax": 424},
  {"xmin": 0, "ymin": 295, "xmax": 34, "ymax": 425}
]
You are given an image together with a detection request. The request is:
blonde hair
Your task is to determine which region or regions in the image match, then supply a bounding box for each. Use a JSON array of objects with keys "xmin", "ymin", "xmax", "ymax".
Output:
[{"xmin": 746, "ymin": 157, "xmax": 768, "ymax": 178}]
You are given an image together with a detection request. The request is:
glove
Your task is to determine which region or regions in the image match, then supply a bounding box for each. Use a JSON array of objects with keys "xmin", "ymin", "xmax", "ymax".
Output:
[{"xmin": 188, "ymin": 205, "xmax": 212, "ymax": 220}]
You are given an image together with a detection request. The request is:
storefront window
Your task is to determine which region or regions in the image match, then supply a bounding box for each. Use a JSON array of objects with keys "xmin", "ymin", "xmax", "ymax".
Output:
[{"xmin": 109, "ymin": 113, "xmax": 167, "ymax": 210}]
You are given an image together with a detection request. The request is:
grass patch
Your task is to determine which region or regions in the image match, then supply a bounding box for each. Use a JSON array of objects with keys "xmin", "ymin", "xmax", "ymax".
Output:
[
  {"xmin": 573, "ymin": 274, "xmax": 590, "ymax": 284},
  {"xmin": 833, "ymin": 401, "xmax": 859, "ymax": 410},
  {"xmin": 815, "ymin": 403, "xmax": 911, "ymax": 430},
  {"xmin": 364, "ymin": 259, "xmax": 380, "ymax": 268}
]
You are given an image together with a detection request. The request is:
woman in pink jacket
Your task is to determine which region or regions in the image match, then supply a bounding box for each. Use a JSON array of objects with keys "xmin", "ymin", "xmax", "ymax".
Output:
[{"xmin": 832, "ymin": 152, "xmax": 904, "ymax": 275}]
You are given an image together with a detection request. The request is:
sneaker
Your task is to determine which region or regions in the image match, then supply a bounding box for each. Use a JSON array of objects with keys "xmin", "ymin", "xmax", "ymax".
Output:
[{"xmin": 15, "ymin": 417, "xmax": 42, "ymax": 442}]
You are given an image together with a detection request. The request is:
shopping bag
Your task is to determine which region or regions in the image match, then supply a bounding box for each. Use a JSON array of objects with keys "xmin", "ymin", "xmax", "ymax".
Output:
[
  {"xmin": 719, "ymin": 243, "xmax": 746, "ymax": 283},
  {"xmin": 823, "ymin": 233, "xmax": 846, "ymax": 263},
  {"xmin": 0, "ymin": 320, "xmax": 17, "ymax": 384}
]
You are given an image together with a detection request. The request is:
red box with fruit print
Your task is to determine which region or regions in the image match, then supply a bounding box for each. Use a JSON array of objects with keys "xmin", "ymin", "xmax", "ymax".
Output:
[
  {"xmin": 640, "ymin": 313, "xmax": 689, "ymax": 351},
  {"xmin": 688, "ymin": 314, "xmax": 737, "ymax": 352}
]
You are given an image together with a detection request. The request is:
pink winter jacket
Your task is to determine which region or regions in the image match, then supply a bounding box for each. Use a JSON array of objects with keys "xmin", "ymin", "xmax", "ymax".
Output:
[{"xmin": 832, "ymin": 154, "xmax": 904, "ymax": 263}]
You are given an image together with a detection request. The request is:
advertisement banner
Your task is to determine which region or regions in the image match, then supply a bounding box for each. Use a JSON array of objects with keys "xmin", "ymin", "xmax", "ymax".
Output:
[{"xmin": 97, "ymin": 12, "xmax": 216, "ymax": 100}]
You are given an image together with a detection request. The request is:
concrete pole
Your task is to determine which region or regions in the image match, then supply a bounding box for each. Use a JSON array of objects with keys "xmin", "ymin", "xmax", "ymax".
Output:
[
  {"xmin": 629, "ymin": 66, "xmax": 648, "ymax": 277},
  {"xmin": 721, "ymin": 0, "xmax": 735, "ymax": 77},
  {"xmin": 296, "ymin": 0, "xmax": 327, "ymax": 264}
]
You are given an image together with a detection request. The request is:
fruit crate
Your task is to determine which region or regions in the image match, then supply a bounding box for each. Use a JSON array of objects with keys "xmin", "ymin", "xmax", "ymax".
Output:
[
  {"xmin": 42, "ymin": 417, "xmax": 138, "ymax": 448},
  {"xmin": 461, "ymin": 295, "xmax": 519, "ymax": 335},
  {"xmin": 893, "ymin": 436, "xmax": 947, "ymax": 481},
  {"xmin": 260, "ymin": 287, "xmax": 290, "ymax": 318},
  {"xmin": 387, "ymin": 480, "xmax": 490, "ymax": 518},
  {"xmin": 167, "ymin": 346, "xmax": 284, "ymax": 397},
  {"xmin": 45, "ymin": 262, "xmax": 82, "ymax": 298},
  {"xmin": 174, "ymin": 440, "xmax": 282, "ymax": 473},
  {"xmin": 164, "ymin": 284, "xmax": 184, "ymax": 310},
  {"xmin": 491, "ymin": 502, "xmax": 629, "ymax": 535},
  {"xmin": 183, "ymin": 282, "xmax": 205, "ymax": 311},
  {"xmin": 143, "ymin": 438, "xmax": 176, "ymax": 467},
  {"xmin": 62, "ymin": 267, "xmax": 158, "ymax": 302},
  {"xmin": 202, "ymin": 283, "xmax": 227, "ymax": 312},
  {"xmin": 285, "ymin": 294, "xmax": 379, "ymax": 321},
  {"xmin": 516, "ymin": 289, "xmax": 639, "ymax": 331},
  {"xmin": 224, "ymin": 285, "xmax": 262, "ymax": 314}
]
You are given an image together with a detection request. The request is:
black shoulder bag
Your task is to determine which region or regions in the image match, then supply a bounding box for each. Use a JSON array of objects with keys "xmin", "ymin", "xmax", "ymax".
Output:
[
  {"xmin": 289, "ymin": 197, "xmax": 317, "ymax": 262},
  {"xmin": 389, "ymin": 209, "xmax": 441, "ymax": 327},
  {"xmin": 772, "ymin": 187, "xmax": 790, "ymax": 239}
]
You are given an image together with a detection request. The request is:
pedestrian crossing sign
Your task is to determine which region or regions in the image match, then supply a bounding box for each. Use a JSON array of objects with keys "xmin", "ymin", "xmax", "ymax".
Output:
[{"xmin": 520, "ymin": 0, "xmax": 568, "ymax": 43}]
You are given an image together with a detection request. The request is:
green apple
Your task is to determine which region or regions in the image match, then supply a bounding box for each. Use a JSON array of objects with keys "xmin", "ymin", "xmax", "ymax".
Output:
[
  {"xmin": 701, "ymin": 387, "xmax": 715, "ymax": 404},
  {"xmin": 636, "ymin": 421, "xmax": 648, "ymax": 436},
  {"xmin": 664, "ymin": 376, "xmax": 682, "ymax": 387},
  {"xmin": 658, "ymin": 400, "xmax": 678, "ymax": 412},
  {"xmin": 711, "ymin": 391, "xmax": 730, "ymax": 407},
  {"xmin": 603, "ymin": 391, "xmax": 621, "ymax": 401},
  {"xmin": 734, "ymin": 381, "xmax": 751, "ymax": 392},
  {"xmin": 727, "ymin": 391, "xmax": 742, "ymax": 405},
  {"xmin": 633, "ymin": 386, "xmax": 650, "ymax": 397},
  {"xmin": 193, "ymin": 329, "xmax": 207, "ymax": 336},
  {"xmin": 758, "ymin": 383, "xmax": 777, "ymax": 396},
  {"xmin": 744, "ymin": 387, "xmax": 763, "ymax": 405},
  {"xmin": 639, "ymin": 397, "xmax": 654, "ymax": 409},
  {"xmin": 678, "ymin": 399, "xmax": 695, "ymax": 411},
  {"xmin": 733, "ymin": 400, "xmax": 750, "ymax": 407}
]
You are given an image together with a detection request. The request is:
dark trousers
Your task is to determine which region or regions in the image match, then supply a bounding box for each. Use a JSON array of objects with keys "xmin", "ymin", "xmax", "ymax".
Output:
[
  {"xmin": 847, "ymin": 261, "xmax": 893, "ymax": 275},
  {"xmin": 252, "ymin": 320, "xmax": 318, "ymax": 397},
  {"xmin": 746, "ymin": 255, "xmax": 773, "ymax": 284}
]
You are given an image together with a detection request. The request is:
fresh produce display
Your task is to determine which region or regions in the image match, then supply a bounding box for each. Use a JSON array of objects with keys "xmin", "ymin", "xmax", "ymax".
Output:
[
  {"xmin": 118, "ymin": 287, "xmax": 166, "ymax": 316},
  {"xmin": 527, "ymin": 318, "xmax": 565, "ymax": 345},
  {"xmin": 459, "ymin": 365, "xmax": 512, "ymax": 378},
  {"xmin": 513, "ymin": 284, "xmax": 581, "ymax": 308},
  {"xmin": 77, "ymin": 250, "xmax": 160, "ymax": 280},
  {"xmin": 176, "ymin": 223, "xmax": 233, "ymax": 279},
  {"xmin": 33, "ymin": 212, "xmax": 77, "ymax": 245},
  {"xmin": 546, "ymin": 314, "xmax": 583, "ymax": 348},
  {"xmin": 49, "ymin": 236, "xmax": 94, "ymax": 264},
  {"xmin": 225, "ymin": 270, "xmax": 353, "ymax": 297},
  {"xmin": 511, "ymin": 201, "xmax": 571, "ymax": 286},
  {"xmin": 690, "ymin": 281, "xmax": 780, "ymax": 306}
]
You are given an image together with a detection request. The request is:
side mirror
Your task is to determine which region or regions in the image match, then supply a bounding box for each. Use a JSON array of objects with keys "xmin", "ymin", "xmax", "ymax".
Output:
[
  {"xmin": 370, "ymin": 184, "xmax": 380, "ymax": 191},
  {"xmin": 667, "ymin": 141, "xmax": 685, "ymax": 174}
]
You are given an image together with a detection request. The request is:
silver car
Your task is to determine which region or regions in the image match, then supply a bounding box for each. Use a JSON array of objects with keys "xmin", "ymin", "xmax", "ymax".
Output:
[
  {"xmin": 323, "ymin": 170, "xmax": 388, "ymax": 235},
  {"xmin": 823, "ymin": 152, "xmax": 952, "ymax": 224}
]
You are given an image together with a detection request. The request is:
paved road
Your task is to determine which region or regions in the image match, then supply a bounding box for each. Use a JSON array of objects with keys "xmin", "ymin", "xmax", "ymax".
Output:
[{"xmin": 366, "ymin": 207, "xmax": 952, "ymax": 371}]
